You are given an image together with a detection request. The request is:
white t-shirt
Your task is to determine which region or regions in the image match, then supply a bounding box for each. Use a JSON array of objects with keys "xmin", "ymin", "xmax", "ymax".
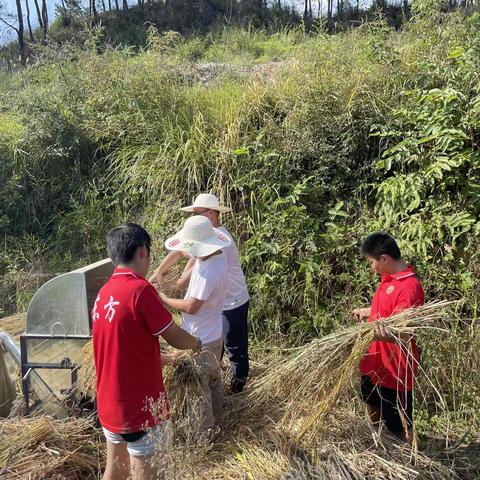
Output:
[
  {"xmin": 182, "ymin": 252, "xmax": 228, "ymax": 344},
  {"xmin": 217, "ymin": 226, "xmax": 249, "ymax": 311}
]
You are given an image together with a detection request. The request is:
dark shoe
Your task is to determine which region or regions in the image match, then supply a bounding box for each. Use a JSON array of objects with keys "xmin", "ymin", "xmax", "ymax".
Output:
[{"xmin": 230, "ymin": 378, "xmax": 246, "ymax": 394}]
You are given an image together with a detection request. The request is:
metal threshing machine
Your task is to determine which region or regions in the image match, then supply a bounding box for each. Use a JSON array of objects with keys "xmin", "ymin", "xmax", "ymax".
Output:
[{"xmin": 0, "ymin": 259, "xmax": 114, "ymax": 417}]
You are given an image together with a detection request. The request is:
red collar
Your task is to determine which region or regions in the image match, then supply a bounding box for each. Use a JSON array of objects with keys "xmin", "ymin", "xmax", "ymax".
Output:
[
  {"xmin": 112, "ymin": 267, "xmax": 144, "ymax": 281},
  {"xmin": 382, "ymin": 266, "xmax": 416, "ymax": 282}
]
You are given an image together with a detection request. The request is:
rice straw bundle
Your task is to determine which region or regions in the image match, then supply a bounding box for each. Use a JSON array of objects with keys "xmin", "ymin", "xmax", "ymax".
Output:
[
  {"xmin": 152, "ymin": 263, "xmax": 184, "ymax": 298},
  {"xmin": 75, "ymin": 339, "xmax": 96, "ymax": 396},
  {"xmin": 0, "ymin": 313, "xmax": 26, "ymax": 341},
  {"xmin": 0, "ymin": 415, "xmax": 103, "ymax": 479},
  {"xmin": 249, "ymin": 301, "xmax": 453, "ymax": 442},
  {"xmin": 163, "ymin": 355, "xmax": 203, "ymax": 421}
]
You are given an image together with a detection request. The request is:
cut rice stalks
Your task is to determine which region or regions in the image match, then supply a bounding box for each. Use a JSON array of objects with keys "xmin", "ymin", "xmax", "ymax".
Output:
[
  {"xmin": 0, "ymin": 415, "xmax": 103, "ymax": 479},
  {"xmin": 217, "ymin": 409, "xmax": 458, "ymax": 480},
  {"xmin": 249, "ymin": 301, "xmax": 454, "ymax": 442}
]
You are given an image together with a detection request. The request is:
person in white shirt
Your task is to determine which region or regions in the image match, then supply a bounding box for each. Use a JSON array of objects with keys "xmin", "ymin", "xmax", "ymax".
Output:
[
  {"xmin": 151, "ymin": 193, "xmax": 250, "ymax": 393},
  {"xmin": 159, "ymin": 216, "xmax": 230, "ymax": 430}
]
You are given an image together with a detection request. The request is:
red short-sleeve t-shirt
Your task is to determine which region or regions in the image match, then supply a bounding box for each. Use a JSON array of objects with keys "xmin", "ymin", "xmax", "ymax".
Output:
[
  {"xmin": 92, "ymin": 267, "xmax": 173, "ymax": 434},
  {"xmin": 359, "ymin": 266, "xmax": 424, "ymax": 391}
]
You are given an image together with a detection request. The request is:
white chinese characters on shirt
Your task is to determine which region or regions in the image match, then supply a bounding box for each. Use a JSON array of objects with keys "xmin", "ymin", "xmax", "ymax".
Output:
[
  {"xmin": 92, "ymin": 294, "xmax": 120, "ymax": 323},
  {"xmin": 104, "ymin": 296, "xmax": 120, "ymax": 323},
  {"xmin": 92, "ymin": 295, "xmax": 100, "ymax": 322}
]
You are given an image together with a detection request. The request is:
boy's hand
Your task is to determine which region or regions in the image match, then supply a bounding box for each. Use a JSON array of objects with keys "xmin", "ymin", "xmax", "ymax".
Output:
[
  {"xmin": 150, "ymin": 272, "xmax": 162, "ymax": 286},
  {"xmin": 193, "ymin": 337, "xmax": 203, "ymax": 354},
  {"xmin": 353, "ymin": 307, "xmax": 370, "ymax": 322},
  {"xmin": 374, "ymin": 321, "xmax": 394, "ymax": 342},
  {"xmin": 161, "ymin": 350, "xmax": 183, "ymax": 365},
  {"xmin": 159, "ymin": 291, "xmax": 168, "ymax": 304}
]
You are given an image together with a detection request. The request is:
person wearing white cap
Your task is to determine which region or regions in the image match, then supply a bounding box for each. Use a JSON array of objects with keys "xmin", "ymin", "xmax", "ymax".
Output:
[
  {"xmin": 150, "ymin": 193, "xmax": 251, "ymax": 394},
  {"xmin": 158, "ymin": 215, "xmax": 231, "ymax": 430}
]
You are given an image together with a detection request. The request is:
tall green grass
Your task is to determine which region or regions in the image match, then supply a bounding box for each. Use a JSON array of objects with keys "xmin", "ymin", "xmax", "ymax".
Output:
[{"xmin": 0, "ymin": 12, "xmax": 478, "ymax": 332}]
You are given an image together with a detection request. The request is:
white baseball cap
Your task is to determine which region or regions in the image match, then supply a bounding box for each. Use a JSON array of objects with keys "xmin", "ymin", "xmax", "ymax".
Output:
[
  {"xmin": 165, "ymin": 216, "xmax": 231, "ymax": 257},
  {"xmin": 180, "ymin": 193, "xmax": 232, "ymax": 213}
]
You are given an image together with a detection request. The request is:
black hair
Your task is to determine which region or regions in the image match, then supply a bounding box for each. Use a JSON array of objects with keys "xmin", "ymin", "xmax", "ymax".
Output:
[
  {"xmin": 106, "ymin": 223, "xmax": 151, "ymax": 266},
  {"xmin": 360, "ymin": 232, "xmax": 401, "ymax": 260}
]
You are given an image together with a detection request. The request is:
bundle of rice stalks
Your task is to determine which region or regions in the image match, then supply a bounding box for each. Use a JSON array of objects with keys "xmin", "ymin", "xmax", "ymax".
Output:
[
  {"xmin": 152, "ymin": 263, "xmax": 184, "ymax": 298},
  {"xmin": 163, "ymin": 355, "xmax": 203, "ymax": 424},
  {"xmin": 0, "ymin": 415, "xmax": 104, "ymax": 479},
  {"xmin": 0, "ymin": 313, "xmax": 26, "ymax": 341},
  {"xmin": 75, "ymin": 340, "xmax": 96, "ymax": 396},
  {"xmin": 249, "ymin": 301, "xmax": 453, "ymax": 442}
]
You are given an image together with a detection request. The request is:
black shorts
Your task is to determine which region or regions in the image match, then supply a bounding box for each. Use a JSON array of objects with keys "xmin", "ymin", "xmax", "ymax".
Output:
[
  {"xmin": 361, "ymin": 375, "xmax": 413, "ymax": 433},
  {"xmin": 119, "ymin": 430, "xmax": 147, "ymax": 442}
]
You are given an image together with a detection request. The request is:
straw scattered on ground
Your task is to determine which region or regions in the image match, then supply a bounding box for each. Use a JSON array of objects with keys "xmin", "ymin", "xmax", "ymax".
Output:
[
  {"xmin": 2, "ymin": 300, "xmax": 479, "ymax": 479},
  {"xmin": 0, "ymin": 415, "xmax": 104, "ymax": 479}
]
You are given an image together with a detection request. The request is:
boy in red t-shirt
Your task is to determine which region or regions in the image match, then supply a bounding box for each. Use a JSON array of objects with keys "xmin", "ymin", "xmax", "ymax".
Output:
[
  {"xmin": 93, "ymin": 223, "xmax": 202, "ymax": 480},
  {"xmin": 353, "ymin": 232, "xmax": 424, "ymax": 441}
]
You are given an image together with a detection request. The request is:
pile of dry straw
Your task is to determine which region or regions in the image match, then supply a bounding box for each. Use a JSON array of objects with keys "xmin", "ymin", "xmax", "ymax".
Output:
[{"xmin": 1, "ymin": 300, "xmax": 478, "ymax": 479}]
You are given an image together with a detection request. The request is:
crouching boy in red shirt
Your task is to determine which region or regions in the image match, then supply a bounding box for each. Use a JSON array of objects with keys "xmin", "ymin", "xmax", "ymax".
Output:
[
  {"xmin": 93, "ymin": 223, "xmax": 202, "ymax": 480},
  {"xmin": 353, "ymin": 232, "xmax": 424, "ymax": 442}
]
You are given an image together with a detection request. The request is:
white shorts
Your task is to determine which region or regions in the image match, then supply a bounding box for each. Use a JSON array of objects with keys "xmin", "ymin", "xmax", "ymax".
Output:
[{"xmin": 102, "ymin": 422, "xmax": 173, "ymax": 457}]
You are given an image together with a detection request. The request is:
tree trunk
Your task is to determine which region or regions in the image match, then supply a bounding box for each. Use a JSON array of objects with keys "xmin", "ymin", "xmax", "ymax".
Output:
[
  {"xmin": 327, "ymin": 0, "xmax": 333, "ymax": 31},
  {"xmin": 41, "ymin": 0, "xmax": 48, "ymax": 42},
  {"xmin": 32, "ymin": 0, "xmax": 43, "ymax": 29},
  {"xmin": 101, "ymin": 0, "xmax": 106, "ymax": 11},
  {"xmin": 25, "ymin": 0, "xmax": 34, "ymax": 42},
  {"xmin": 108, "ymin": 0, "xmax": 112, "ymax": 10},
  {"xmin": 114, "ymin": 0, "xmax": 119, "ymax": 11},
  {"xmin": 122, "ymin": 0, "xmax": 128, "ymax": 9},
  {"xmin": 14, "ymin": 0, "xmax": 26, "ymax": 64},
  {"xmin": 303, "ymin": 0, "xmax": 312, "ymax": 31}
]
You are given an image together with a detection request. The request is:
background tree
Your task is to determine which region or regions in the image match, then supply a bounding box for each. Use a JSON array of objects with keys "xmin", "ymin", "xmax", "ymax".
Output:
[
  {"xmin": 41, "ymin": 0, "xmax": 47, "ymax": 41},
  {"xmin": 25, "ymin": 0, "xmax": 34, "ymax": 41},
  {"xmin": 0, "ymin": 1, "xmax": 26, "ymax": 63}
]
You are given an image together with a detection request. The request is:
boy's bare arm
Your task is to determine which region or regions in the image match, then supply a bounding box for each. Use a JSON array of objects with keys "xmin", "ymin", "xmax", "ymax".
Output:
[{"xmin": 161, "ymin": 322, "xmax": 202, "ymax": 352}]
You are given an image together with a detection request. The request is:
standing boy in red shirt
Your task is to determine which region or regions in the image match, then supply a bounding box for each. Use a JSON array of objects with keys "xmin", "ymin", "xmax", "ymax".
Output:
[
  {"xmin": 93, "ymin": 223, "xmax": 202, "ymax": 480},
  {"xmin": 353, "ymin": 232, "xmax": 424, "ymax": 441}
]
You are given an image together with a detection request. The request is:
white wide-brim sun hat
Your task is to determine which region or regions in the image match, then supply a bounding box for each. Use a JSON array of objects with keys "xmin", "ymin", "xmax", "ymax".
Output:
[
  {"xmin": 180, "ymin": 193, "xmax": 232, "ymax": 213},
  {"xmin": 165, "ymin": 216, "xmax": 231, "ymax": 257}
]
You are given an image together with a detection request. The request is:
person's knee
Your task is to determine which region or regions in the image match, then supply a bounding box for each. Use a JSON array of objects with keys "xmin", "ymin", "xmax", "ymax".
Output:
[
  {"xmin": 104, "ymin": 442, "xmax": 130, "ymax": 480},
  {"xmin": 129, "ymin": 454, "xmax": 153, "ymax": 480}
]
